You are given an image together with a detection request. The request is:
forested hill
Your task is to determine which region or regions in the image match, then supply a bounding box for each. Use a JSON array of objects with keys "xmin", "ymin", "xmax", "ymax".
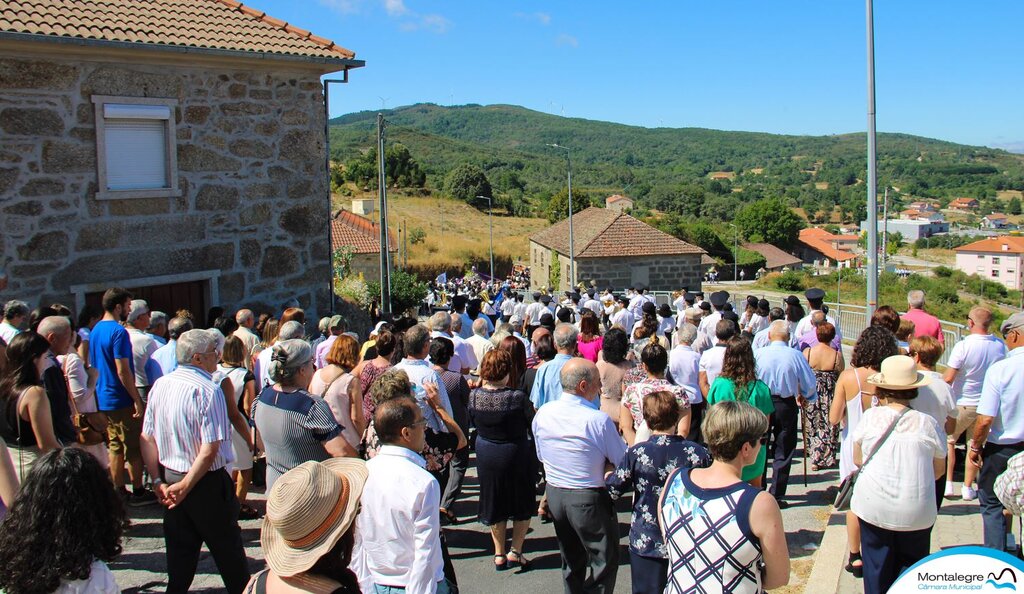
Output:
[{"xmin": 328, "ymin": 103, "xmax": 1024, "ymax": 223}]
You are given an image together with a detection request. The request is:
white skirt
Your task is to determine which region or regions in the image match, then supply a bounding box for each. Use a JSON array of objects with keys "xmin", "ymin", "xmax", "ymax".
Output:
[{"xmin": 229, "ymin": 428, "xmax": 254, "ymax": 472}]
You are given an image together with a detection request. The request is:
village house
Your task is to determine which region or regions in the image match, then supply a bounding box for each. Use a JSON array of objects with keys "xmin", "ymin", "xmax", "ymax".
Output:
[
  {"xmin": 795, "ymin": 227, "xmax": 858, "ymax": 269},
  {"xmin": 330, "ymin": 207, "xmax": 397, "ymax": 280},
  {"xmin": 949, "ymin": 197, "xmax": 980, "ymax": 212},
  {"xmin": 0, "ymin": 0, "xmax": 363, "ymax": 316},
  {"xmin": 954, "ymin": 236, "xmax": 1024, "ymax": 290},
  {"xmin": 899, "ymin": 209, "xmax": 944, "ymax": 223},
  {"xmin": 741, "ymin": 242, "xmax": 802, "ymax": 273},
  {"xmin": 909, "ymin": 200, "xmax": 939, "ymax": 213},
  {"xmin": 982, "ymin": 213, "xmax": 1010, "ymax": 230},
  {"xmin": 604, "ymin": 194, "xmax": 633, "ymax": 212},
  {"xmin": 529, "ymin": 207, "xmax": 706, "ymax": 292}
]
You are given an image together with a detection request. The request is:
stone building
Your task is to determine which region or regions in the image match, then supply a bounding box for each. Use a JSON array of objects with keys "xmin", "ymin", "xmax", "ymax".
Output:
[
  {"xmin": 330, "ymin": 209, "xmax": 397, "ymax": 281},
  {"xmin": 0, "ymin": 0, "xmax": 363, "ymax": 317},
  {"xmin": 529, "ymin": 207, "xmax": 705, "ymax": 292}
]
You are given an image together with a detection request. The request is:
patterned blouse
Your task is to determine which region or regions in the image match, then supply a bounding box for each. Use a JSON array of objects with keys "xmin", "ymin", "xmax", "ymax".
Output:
[
  {"xmin": 606, "ymin": 435, "xmax": 711, "ymax": 558},
  {"xmin": 359, "ymin": 360, "xmax": 391, "ymax": 422},
  {"xmin": 621, "ymin": 378, "xmax": 692, "ymax": 431}
]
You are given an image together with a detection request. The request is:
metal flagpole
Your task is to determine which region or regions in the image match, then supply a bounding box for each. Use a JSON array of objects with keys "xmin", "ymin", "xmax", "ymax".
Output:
[{"xmin": 865, "ymin": 0, "xmax": 879, "ymax": 316}]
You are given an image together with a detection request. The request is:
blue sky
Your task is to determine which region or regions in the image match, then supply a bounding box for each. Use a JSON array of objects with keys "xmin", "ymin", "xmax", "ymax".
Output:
[{"xmin": 257, "ymin": 1, "xmax": 1024, "ymax": 151}]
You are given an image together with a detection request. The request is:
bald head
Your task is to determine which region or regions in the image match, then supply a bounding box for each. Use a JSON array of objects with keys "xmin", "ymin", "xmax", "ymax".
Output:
[
  {"xmin": 472, "ymin": 317, "xmax": 489, "ymax": 337},
  {"xmin": 235, "ymin": 308, "xmax": 254, "ymax": 328},
  {"xmin": 810, "ymin": 310, "xmax": 827, "ymax": 327},
  {"xmin": 768, "ymin": 320, "xmax": 790, "ymax": 342},
  {"xmin": 968, "ymin": 306, "xmax": 993, "ymax": 332},
  {"xmin": 531, "ymin": 326, "xmax": 551, "ymax": 345},
  {"xmin": 560, "ymin": 357, "xmax": 600, "ymax": 400}
]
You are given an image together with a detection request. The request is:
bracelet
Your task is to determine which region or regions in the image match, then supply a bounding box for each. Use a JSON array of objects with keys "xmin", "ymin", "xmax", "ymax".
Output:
[
  {"xmin": 970, "ymin": 445, "xmax": 983, "ymax": 453},
  {"xmin": 152, "ymin": 478, "xmax": 165, "ymax": 487}
]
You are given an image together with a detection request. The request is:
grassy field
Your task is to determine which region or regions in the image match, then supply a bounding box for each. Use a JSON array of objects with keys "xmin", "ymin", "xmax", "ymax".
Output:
[{"xmin": 332, "ymin": 188, "xmax": 549, "ymax": 276}]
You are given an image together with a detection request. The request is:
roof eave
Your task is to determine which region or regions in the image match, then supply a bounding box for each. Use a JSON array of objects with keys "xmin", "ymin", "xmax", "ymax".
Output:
[{"xmin": 0, "ymin": 31, "xmax": 366, "ymax": 72}]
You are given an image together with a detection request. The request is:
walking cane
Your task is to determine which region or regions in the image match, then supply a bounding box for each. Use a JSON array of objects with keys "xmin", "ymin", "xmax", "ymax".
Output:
[
  {"xmin": 801, "ymin": 404, "xmax": 809, "ymax": 487},
  {"xmin": 762, "ymin": 418, "xmax": 775, "ymax": 489}
]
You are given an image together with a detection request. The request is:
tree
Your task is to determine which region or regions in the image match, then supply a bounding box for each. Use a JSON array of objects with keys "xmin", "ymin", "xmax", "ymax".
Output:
[
  {"xmin": 1009, "ymin": 197, "xmax": 1022, "ymax": 215},
  {"xmin": 367, "ymin": 269, "xmax": 427, "ymax": 316},
  {"xmin": 735, "ymin": 197, "xmax": 805, "ymax": 248},
  {"xmin": 444, "ymin": 163, "xmax": 492, "ymax": 203},
  {"xmin": 545, "ymin": 187, "xmax": 596, "ymax": 223}
]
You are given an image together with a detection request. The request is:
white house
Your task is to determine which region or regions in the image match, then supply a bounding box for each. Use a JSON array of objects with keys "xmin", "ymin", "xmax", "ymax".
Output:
[{"xmin": 954, "ymin": 236, "xmax": 1024, "ymax": 290}]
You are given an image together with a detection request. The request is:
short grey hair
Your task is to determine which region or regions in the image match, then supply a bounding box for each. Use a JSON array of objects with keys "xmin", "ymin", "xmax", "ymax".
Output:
[
  {"xmin": 36, "ymin": 315, "xmax": 71, "ymax": 338},
  {"xmin": 235, "ymin": 309, "xmax": 254, "ymax": 325},
  {"xmin": 268, "ymin": 339, "xmax": 312, "ymax": 384},
  {"xmin": 317, "ymin": 316, "xmax": 332, "ymax": 333},
  {"xmin": 560, "ymin": 360, "xmax": 595, "ymax": 393},
  {"xmin": 472, "ymin": 317, "xmax": 489, "ymax": 337},
  {"xmin": 553, "ymin": 323, "xmax": 578, "ymax": 351},
  {"xmin": 278, "ymin": 320, "xmax": 305, "ymax": 341},
  {"xmin": 768, "ymin": 320, "xmax": 790, "ymax": 341},
  {"xmin": 676, "ymin": 324, "xmax": 697, "ymax": 346},
  {"xmin": 176, "ymin": 329, "xmax": 219, "ymax": 365},
  {"xmin": 449, "ymin": 313, "xmax": 463, "ymax": 332},
  {"xmin": 810, "ymin": 310, "xmax": 827, "ymax": 326},
  {"xmin": 149, "ymin": 311, "xmax": 168, "ymax": 329},
  {"xmin": 429, "ymin": 311, "xmax": 451, "ymax": 333},
  {"xmin": 490, "ymin": 323, "xmax": 513, "ymax": 347},
  {"xmin": 403, "ymin": 324, "xmax": 431, "ymax": 357},
  {"xmin": 3, "ymin": 300, "xmax": 28, "ymax": 320},
  {"xmin": 908, "ymin": 290, "xmax": 925, "ymax": 309},
  {"xmin": 126, "ymin": 299, "xmax": 150, "ymax": 324},
  {"xmin": 167, "ymin": 316, "xmax": 194, "ymax": 340}
]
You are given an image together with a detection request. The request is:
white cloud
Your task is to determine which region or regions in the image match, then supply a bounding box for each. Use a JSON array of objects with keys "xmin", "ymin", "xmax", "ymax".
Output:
[
  {"xmin": 556, "ymin": 33, "xmax": 578, "ymax": 47},
  {"xmin": 384, "ymin": 0, "xmax": 408, "ymax": 16},
  {"xmin": 514, "ymin": 11, "xmax": 551, "ymax": 25},
  {"xmin": 400, "ymin": 13, "xmax": 451, "ymax": 34}
]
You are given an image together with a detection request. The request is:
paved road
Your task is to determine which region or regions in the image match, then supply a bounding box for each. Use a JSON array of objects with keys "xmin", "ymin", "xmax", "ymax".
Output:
[{"xmin": 111, "ymin": 440, "xmax": 838, "ymax": 593}]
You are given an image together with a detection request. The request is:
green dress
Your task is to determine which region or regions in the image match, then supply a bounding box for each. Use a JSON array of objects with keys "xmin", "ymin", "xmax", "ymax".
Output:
[{"xmin": 706, "ymin": 377, "xmax": 774, "ymax": 481}]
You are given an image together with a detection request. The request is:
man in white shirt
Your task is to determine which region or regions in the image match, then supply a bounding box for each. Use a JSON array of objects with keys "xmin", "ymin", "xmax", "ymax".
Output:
[
  {"xmin": 582, "ymin": 288, "xmax": 603, "ymax": 316},
  {"xmin": 393, "ymin": 324, "xmax": 455, "ymax": 433},
  {"xmin": 970, "ymin": 312, "xmax": 1024, "ymax": 552},
  {"xmin": 696, "ymin": 291, "xmax": 729, "ymax": 354},
  {"xmin": 525, "ymin": 292, "xmax": 547, "ymax": 338},
  {"xmin": 500, "ymin": 291, "xmax": 517, "ymax": 322},
  {"xmin": 447, "ymin": 315, "xmax": 478, "ymax": 374},
  {"xmin": 533, "ymin": 358, "xmax": 626, "ymax": 594},
  {"xmin": 610, "ymin": 295, "xmax": 634, "ymax": 333},
  {"xmin": 465, "ymin": 318, "xmax": 493, "ymax": 374},
  {"xmin": 232, "ymin": 309, "xmax": 260, "ymax": 368},
  {"xmin": 126, "ymin": 300, "xmax": 160, "ymax": 402},
  {"xmin": 944, "ymin": 306, "xmax": 1006, "ymax": 500},
  {"xmin": 753, "ymin": 307, "xmax": 790, "ymax": 350},
  {"xmin": 699, "ymin": 319, "xmax": 736, "ymax": 398},
  {"xmin": 0, "ymin": 300, "xmax": 28, "ymax": 345},
  {"xmin": 669, "ymin": 324, "xmax": 704, "ymax": 442},
  {"xmin": 353, "ymin": 396, "xmax": 450, "ymax": 593},
  {"xmin": 794, "ymin": 288, "xmax": 843, "ymax": 343},
  {"xmin": 427, "ymin": 312, "xmax": 469, "ymax": 374},
  {"xmin": 512, "ymin": 293, "xmax": 528, "ymax": 325}
]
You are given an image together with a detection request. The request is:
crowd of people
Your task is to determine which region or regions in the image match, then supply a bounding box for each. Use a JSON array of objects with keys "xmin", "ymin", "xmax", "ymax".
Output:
[{"xmin": 0, "ymin": 282, "xmax": 1022, "ymax": 593}]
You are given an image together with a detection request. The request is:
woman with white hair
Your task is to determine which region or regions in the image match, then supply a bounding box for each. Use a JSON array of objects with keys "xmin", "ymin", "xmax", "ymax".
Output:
[{"xmin": 252, "ymin": 339, "xmax": 359, "ymax": 491}]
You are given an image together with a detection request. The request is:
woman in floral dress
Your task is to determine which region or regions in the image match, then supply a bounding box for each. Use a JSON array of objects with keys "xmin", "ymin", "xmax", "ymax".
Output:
[
  {"xmin": 620, "ymin": 343, "xmax": 692, "ymax": 445},
  {"xmin": 802, "ymin": 322, "xmax": 844, "ymax": 470},
  {"xmin": 607, "ymin": 391, "xmax": 711, "ymax": 594}
]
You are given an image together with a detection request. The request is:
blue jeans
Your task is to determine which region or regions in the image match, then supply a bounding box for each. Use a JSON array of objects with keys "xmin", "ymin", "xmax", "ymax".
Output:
[
  {"xmin": 979, "ymin": 442, "xmax": 1024, "ymax": 550},
  {"xmin": 373, "ymin": 579, "xmax": 453, "ymax": 594}
]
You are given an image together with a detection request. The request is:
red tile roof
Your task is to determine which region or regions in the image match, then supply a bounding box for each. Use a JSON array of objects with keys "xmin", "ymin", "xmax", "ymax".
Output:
[
  {"xmin": 0, "ymin": 0, "xmax": 357, "ymax": 60},
  {"xmin": 741, "ymin": 243, "xmax": 802, "ymax": 269},
  {"xmin": 798, "ymin": 227, "xmax": 857, "ymax": 262},
  {"xmin": 606, "ymin": 194, "xmax": 632, "ymax": 204},
  {"xmin": 954, "ymin": 236, "xmax": 1024, "ymax": 254},
  {"xmin": 331, "ymin": 210, "xmax": 397, "ymax": 255},
  {"xmin": 530, "ymin": 207, "xmax": 705, "ymax": 258}
]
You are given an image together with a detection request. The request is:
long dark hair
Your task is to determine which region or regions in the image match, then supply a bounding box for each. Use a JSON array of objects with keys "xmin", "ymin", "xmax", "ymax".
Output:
[
  {"xmin": 633, "ymin": 313, "xmax": 658, "ymax": 341},
  {"xmin": 0, "ymin": 332, "xmax": 50, "ymax": 404},
  {"xmin": 851, "ymin": 326, "xmax": 898, "ymax": 370},
  {"xmin": 499, "ymin": 335, "xmax": 527, "ymax": 389},
  {"xmin": 721, "ymin": 337, "xmax": 758, "ymax": 397},
  {"xmin": 0, "ymin": 448, "xmax": 129, "ymax": 594},
  {"xmin": 785, "ymin": 302, "xmax": 805, "ymax": 323}
]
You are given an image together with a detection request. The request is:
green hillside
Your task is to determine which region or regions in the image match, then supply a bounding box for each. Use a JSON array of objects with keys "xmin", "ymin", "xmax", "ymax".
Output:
[{"xmin": 328, "ymin": 103, "xmax": 1024, "ymax": 224}]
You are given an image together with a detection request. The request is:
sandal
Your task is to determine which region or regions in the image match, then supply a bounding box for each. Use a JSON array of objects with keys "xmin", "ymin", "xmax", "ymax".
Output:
[
  {"xmin": 507, "ymin": 549, "xmax": 531, "ymax": 570},
  {"xmin": 845, "ymin": 552, "xmax": 863, "ymax": 578},
  {"xmin": 239, "ymin": 504, "xmax": 261, "ymax": 520},
  {"xmin": 494, "ymin": 554, "xmax": 508, "ymax": 571},
  {"xmin": 439, "ymin": 508, "xmax": 458, "ymax": 526}
]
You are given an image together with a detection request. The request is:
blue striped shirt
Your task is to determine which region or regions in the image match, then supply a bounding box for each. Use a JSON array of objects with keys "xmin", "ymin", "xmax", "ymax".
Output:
[
  {"xmin": 142, "ymin": 365, "xmax": 234, "ymax": 474},
  {"xmin": 252, "ymin": 386, "xmax": 343, "ymax": 491}
]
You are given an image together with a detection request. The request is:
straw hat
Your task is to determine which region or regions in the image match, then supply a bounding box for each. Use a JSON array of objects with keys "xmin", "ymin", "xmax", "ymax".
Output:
[
  {"xmin": 261, "ymin": 458, "xmax": 368, "ymax": 577},
  {"xmin": 866, "ymin": 355, "xmax": 931, "ymax": 390}
]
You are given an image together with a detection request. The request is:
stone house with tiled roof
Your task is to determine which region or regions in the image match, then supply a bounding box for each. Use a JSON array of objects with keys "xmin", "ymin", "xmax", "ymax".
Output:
[
  {"xmin": 331, "ymin": 209, "xmax": 397, "ymax": 280},
  {"xmin": 0, "ymin": 0, "xmax": 363, "ymax": 317},
  {"xmin": 529, "ymin": 207, "xmax": 705, "ymax": 292}
]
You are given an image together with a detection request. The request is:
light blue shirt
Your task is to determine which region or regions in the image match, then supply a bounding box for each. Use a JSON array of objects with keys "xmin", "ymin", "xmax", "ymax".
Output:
[
  {"xmin": 151, "ymin": 339, "xmax": 178, "ymax": 376},
  {"xmin": 978, "ymin": 347, "xmax": 1024, "ymax": 445},
  {"xmin": 530, "ymin": 353, "xmax": 573, "ymax": 409},
  {"xmin": 533, "ymin": 393, "xmax": 627, "ymax": 489},
  {"xmin": 392, "ymin": 358, "xmax": 454, "ymax": 433},
  {"xmin": 752, "ymin": 326, "xmax": 797, "ymax": 350},
  {"xmin": 755, "ymin": 341, "xmax": 818, "ymax": 401}
]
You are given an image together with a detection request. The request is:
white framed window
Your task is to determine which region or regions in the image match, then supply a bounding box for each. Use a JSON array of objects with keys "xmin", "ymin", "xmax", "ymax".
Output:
[
  {"xmin": 92, "ymin": 95, "xmax": 180, "ymax": 200},
  {"xmin": 993, "ymin": 257, "xmax": 1001, "ymax": 265}
]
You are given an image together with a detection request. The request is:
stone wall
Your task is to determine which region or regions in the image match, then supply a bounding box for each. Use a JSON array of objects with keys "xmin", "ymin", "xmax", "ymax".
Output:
[
  {"xmin": 0, "ymin": 55, "xmax": 332, "ymax": 314},
  {"xmin": 576, "ymin": 254, "xmax": 703, "ymax": 292}
]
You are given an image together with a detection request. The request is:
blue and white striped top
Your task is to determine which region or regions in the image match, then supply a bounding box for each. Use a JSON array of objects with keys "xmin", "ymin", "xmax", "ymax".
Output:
[
  {"xmin": 142, "ymin": 365, "xmax": 234, "ymax": 474},
  {"xmin": 251, "ymin": 385, "xmax": 343, "ymax": 491}
]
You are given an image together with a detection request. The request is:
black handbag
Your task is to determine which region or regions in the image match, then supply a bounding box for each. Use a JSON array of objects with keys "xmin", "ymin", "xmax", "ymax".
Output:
[{"xmin": 834, "ymin": 407, "xmax": 910, "ymax": 511}]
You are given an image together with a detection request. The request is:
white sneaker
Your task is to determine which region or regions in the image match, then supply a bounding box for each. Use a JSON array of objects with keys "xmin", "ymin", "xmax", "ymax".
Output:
[
  {"xmin": 962, "ymin": 485, "xmax": 978, "ymax": 501},
  {"xmin": 944, "ymin": 482, "xmax": 955, "ymax": 499}
]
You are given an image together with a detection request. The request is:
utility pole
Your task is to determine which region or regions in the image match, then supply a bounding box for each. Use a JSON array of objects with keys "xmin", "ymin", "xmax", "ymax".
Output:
[
  {"xmin": 865, "ymin": 0, "xmax": 879, "ymax": 317},
  {"xmin": 403, "ymin": 218, "xmax": 408, "ymax": 270},
  {"xmin": 377, "ymin": 113, "xmax": 392, "ymax": 316},
  {"xmin": 881, "ymin": 187, "xmax": 889, "ymax": 268}
]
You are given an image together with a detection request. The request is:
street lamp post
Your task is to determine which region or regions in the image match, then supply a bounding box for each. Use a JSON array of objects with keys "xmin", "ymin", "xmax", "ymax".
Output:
[
  {"xmin": 728, "ymin": 223, "xmax": 738, "ymax": 285},
  {"xmin": 477, "ymin": 195, "xmax": 494, "ymax": 280},
  {"xmin": 547, "ymin": 143, "xmax": 574, "ymax": 289}
]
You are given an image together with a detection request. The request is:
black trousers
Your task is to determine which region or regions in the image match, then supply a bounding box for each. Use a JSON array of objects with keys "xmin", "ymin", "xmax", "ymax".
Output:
[
  {"xmin": 629, "ymin": 552, "xmax": 668, "ymax": 594},
  {"xmin": 164, "ymin": 468, "xmax": 250, "ymax": 594},
  {"xmin": 979, "ymin": 442, "xmax": 1024, "ymax": 550},
  {"xmin": 547, "ymin": 486, "xmax": 619, "ymax": 594},
  {"xmin": 686, "ymin": 402, "xmax": 706, "ymax": 444},
  {"xmin": 769, "ymin": 395, "xmax": 799, "ymax": 499},
  {"xmin": 860, "ymin": 519, "xmax": 930, "ymax": 594}
]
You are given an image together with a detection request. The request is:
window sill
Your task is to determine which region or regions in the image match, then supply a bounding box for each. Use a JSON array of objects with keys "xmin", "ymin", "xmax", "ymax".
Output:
[{"xmin": 95, "ymin": 188, "xmax": 183, "ymax": 201}]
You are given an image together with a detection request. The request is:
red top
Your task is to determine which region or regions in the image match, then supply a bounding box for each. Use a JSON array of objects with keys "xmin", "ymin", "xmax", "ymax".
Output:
[{"xmin": 901, "ymin": 308, "xmax": 944, "ymax": 345}]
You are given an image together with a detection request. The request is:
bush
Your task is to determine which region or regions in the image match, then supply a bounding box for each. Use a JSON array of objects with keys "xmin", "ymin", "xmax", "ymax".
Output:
[
  {"xmin": 774, "ymin": 270, "xmax": 805, "ymax": 292},
  {"xmin": 934, "ymin": 266, "xmax": 955, "ymax": 278},
  {"xmin": 367, "ymin": 269, "xmax": 428, "ymax": 316}
]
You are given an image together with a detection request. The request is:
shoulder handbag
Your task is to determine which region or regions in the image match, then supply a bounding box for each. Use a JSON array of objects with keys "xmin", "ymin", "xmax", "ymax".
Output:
[
  {"xmin": 834, "ymin": 407, "xmax": 910, "ymax": 511},
  {"xmin": 63, "ymin": 357, "xmax": 108, "ymax": 446}
]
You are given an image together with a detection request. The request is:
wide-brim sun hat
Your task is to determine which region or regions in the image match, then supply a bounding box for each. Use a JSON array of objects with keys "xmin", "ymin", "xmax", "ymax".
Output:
[
  {"xmin": 866, "ymin": 355, "xmax": 931, "ymax": 390},
  {"xmin": 261, "ymin": 458, "xmax": 368, "ymax": 577}
]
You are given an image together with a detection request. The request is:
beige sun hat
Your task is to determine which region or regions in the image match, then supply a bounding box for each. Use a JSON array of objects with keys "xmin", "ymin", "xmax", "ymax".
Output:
[
  {"xmin": 261, "ymin": 458, "xmax": 368, "ymax": 577},
  {"xmin": 866, "ymin": 355, "xmax": 931, "ymax": 390}
]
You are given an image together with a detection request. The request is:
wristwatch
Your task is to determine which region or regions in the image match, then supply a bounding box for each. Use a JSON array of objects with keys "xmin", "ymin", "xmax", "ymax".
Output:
[{"xmin": 152, "ymin": 478, "xmax": 165, "ymax": 487}]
